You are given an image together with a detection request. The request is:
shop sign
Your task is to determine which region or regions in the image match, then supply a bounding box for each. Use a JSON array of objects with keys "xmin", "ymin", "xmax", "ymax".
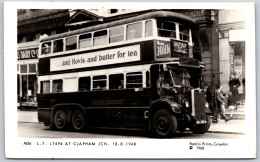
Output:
[
  {"xmin": 17, "ymin": 48, "xmax": 38, "ymax": 60},
  {"xmin": 50, "ymin": 45, "xmax": 141, "ymax": 71},
  {"xmin": 156, "ymin": 40, "xmax": 171, "ymax": 58},
  {"xmin": 233, "ymin": 56, "xmax": 243, "ymax": 93}
]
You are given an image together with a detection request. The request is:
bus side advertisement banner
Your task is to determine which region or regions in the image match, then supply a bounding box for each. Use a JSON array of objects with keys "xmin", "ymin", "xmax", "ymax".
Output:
[{"xmin": 50, "ymin": 45, "xmax": 141, "ymax": 71}]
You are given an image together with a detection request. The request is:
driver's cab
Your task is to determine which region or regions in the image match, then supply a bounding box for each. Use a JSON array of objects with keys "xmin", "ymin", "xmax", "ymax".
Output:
[{"xmin": 161, "ymin": 66, "xmax": 191, "ymax": 88}]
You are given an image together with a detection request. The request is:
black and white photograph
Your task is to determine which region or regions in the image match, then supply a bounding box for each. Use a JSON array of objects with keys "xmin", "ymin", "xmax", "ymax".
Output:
[{"xmin": 4, "ymin": 2, "xmax": 256, "ymax": 159}]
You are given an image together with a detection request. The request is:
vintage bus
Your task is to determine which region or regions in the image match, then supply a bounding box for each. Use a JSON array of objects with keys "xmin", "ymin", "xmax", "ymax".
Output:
[{"xmin": 37, "ymin": 11, "xmax": 211, "ymax": 138}]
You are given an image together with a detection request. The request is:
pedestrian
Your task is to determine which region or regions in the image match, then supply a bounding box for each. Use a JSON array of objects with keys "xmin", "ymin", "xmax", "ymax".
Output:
[
  {"xmin": 203, "ymin": 83, "xmax": 214, "ymax": 115},
  {"xmin": 227, "ymin": 92, "xmax": 237, "ymax": 119},
  {"xmin": 213, "ymin": 84, "xmax": 230, "ymax": 123}
]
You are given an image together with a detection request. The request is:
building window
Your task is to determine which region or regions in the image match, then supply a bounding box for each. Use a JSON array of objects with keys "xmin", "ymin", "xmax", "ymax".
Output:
[
  {"xmin": 66, "ymin": 36, "xmax": 77, "ymax": 51},
  {"xmin": 157, "ymin": 21, "xmax": 176, "ymax": 38},
  {"xmin": 52, "ymin": 80, "xmax": 63, "ymax": 93},
  {"xmin": 126, "ymin": 72, "xmax": 143, "ymax": 88},
  {"xmin": 94, "ymin": 30, "xmax": 107, "ymax": 46},
  {"xmin": 179, "ymin": 24, "xmax": 189, "ymax": 41},
  {"xmin": 29, "ymin": 64, "xmax": 36, "ymax": 73},
  {"xmin": 109, "ymin": 26, "xmax": 124, "ymax": 43},
  {"xmin": 20, "ymin": 64, "xmax": 27, "ymax": 73},
  {"xmin": 41, "ymin": 81, "xmax": 50, "ymax": 93},
  {"xmin": 93, "ymin": 75, "xmax": 107, "ymax": 90},
  {"xmin": 145, "ymin": 20, "xmax": 153, "ymax": 37},
  {"xmin": 78, "ymin": 77, "xmax": 91, "ymax": 91},
  {"xmin": 53, "ymin": 39, "xmax": 64, "ymax": 53},
  {"xmin": 41, "ymin": 42, "xmax": 51, "ymax": 54},
  {"xmin": 127, "ymin": 23, "xmax": 142, "ymax": 40},
  {"xmin": 79, "ymin": 33, "xmax": 92, "ymax": 48},
  {"xmin": 109, "ymin": 74, "xmax": 124, "ymax": 89}
]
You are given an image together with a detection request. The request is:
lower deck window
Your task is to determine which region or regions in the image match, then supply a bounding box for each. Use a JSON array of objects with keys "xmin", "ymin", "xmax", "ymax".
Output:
[
  {"xmin": 79, "ymin": 77, "xmax": 91, "ymax": 91},
  {"xmin": 52, "ymin": 80, "xmax": 63, "ymax": 93},
  {"xmin": 109, "ymin": 74, "xmax": 124, "ymax": 89},
  {"xmin": 126, "ymin": 72, "xmax": 143, "ymax": 88},
  {"xmin": 41, "ymin": 81, "xmax": 50, "ymax": 93},
  {"xmin": 93, "ymin": 75, "xmax": 107, "ymax": 90}
]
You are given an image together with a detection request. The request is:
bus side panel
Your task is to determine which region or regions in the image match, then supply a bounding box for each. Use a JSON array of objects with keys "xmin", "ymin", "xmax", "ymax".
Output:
[
  {"xmin": 38, "ymin": 88, "xmax": 151, "ymax": 129},
  {"xmin": 37, "ymin": 93, "xmax": 52, "ymax": 123}
]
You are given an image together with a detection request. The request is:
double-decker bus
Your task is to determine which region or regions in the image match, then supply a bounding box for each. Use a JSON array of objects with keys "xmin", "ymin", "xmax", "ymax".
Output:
[{"xmin": 37, "ymin": 11, "xmax": 211, "ymax": 138}]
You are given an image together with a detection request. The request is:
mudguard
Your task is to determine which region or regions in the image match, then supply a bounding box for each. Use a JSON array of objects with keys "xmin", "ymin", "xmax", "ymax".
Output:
[{"xmin": 150, "ymin": 99, "xmax": 182, "ymax": 114}]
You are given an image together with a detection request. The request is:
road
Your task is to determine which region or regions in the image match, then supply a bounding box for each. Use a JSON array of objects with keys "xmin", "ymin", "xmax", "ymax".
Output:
[{"xmin": 18, "ymin": 122, "xmax": 245, "ymax": 139}]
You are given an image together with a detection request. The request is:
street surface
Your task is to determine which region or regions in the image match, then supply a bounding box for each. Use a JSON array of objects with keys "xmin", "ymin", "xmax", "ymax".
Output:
[{"xmin": 18, "ymin": 122, "xmax": 245, "ymax": 139}]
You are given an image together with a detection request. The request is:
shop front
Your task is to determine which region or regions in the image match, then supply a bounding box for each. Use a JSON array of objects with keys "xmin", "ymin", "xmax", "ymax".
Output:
[{"xmin": 17, "ymin": 41, "xmax": 39, "ymax": 109}]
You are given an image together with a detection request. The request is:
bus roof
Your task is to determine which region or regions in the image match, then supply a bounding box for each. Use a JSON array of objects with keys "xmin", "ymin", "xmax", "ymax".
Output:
[{"xmin": 40, "ymin": 11, "xmax": 197, "ymax": 42}]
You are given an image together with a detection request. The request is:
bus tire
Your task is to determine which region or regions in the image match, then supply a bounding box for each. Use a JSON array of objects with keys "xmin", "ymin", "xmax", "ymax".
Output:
[
  {"xmin": 189, "ymin": 115, "xmax": 211, "ymax": 134},
  {"xmin": 152, "ymin": 109, "xmax": 177, "ymax": 138},
  {"xmin": 71, "ymin": 109, "xmax": 85, "ymax": 131},
  {"xmin": 54, "ymin": 109, "xmax": 67, "ymax": 130}
]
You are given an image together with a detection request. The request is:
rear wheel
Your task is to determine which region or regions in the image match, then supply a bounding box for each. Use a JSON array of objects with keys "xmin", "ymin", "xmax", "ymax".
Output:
[
  {"xmin": 54, "ymin": 109, "xmax": 67, "ymax": 130},
  {"xmin": 189, "ymin": 115, "xmax": 211, "ymax": 134},
  {"xmin": 71, "ymin": 109, "xmax": 85, "ymax": 131},
  {"xmin": 152, "ymin": 109, "xmax": 178, "ymax": 138}
]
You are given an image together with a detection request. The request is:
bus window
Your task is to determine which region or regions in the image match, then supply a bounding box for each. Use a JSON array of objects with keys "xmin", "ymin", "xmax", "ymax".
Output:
[
  {"xmin": 53, "ymin": 39, "xmax": 64, "ymax": 53},
  {"xmin": 41, "ymin": 42, "xmax": 51, "ymax": 54},
  {"xmin": 157, "ymin": 21, "xmax": 176, "ymax": 38},
  {"xmin": 146, "ymin": 71, "xmax": 150, "ymax": 87},
  {"xmin": 40, "ymin": 81, "xmax": 50, "ymax": 93},
  {"xmin": 94, "ymin": 30, "xmax": 107, "ymax": 46},
  {"xmin": 127, "ymin": 22, "xmax": 142, "ymax": 40},
  {"xmin": 79, "ymin": 33, "xmax": 92, "ymax": 48},
  {"xmin": 66, "ymin": 36, "xmax": 77, "ymax": 51},
  {"xmin": 145, "ymin": 20, "xmax": 153, "ymax": 37},
  {"xmin": 179, "ymin": 24, "xmax": 189, "ymax": 41},
  {"xmin": 52, "ymin": 79, "xmax": 63, "ymax": 93},
  {"xmin": 126, "ymin": 72, "xmax": 143, "ymax": 88},
  {"xmin": 93, "ymin": 75, "xmax": 107, "ymax": 90},
  {"xmin": 79, "ymin": 77, "xmax": 91, "ymax": 91},
  {"xmin": 109, "ymin": 26, "xmax": 124, "ymax": 43},
  {"xmin": 109, "ymin": 74, "xmax": 124, "ymax": 89}
]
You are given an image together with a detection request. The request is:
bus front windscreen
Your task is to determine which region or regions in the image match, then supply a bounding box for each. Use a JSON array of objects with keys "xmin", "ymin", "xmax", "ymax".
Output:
[{"xmin": 161, "ymin": 69, "xmax": 190, "ymax": 87}]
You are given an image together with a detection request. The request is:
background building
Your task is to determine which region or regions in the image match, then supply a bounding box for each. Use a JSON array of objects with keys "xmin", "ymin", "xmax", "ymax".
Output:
[
  {"xmin": 17, "ymin": 9, "xmax": 70, "ymax": 109},
  {"xmin": 217, "ymin": 10, "xmax": 245, "ymax": 102}
]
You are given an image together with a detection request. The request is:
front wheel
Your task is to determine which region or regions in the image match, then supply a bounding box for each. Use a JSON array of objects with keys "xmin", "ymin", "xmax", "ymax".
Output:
[
  {"xmin": 189, "ymin": 115, "xmax": 211, "ymax": 134},
  {"xmin": 151, "ymin": 109, "xmax": 178, "ymax": 138},
  {"xmin": 54, "ymin": 109, "xmax": 67, "ymax": 130},
  {"xmin": 71, "ymin": 109, "xmax": 85, "ymax": 131}
]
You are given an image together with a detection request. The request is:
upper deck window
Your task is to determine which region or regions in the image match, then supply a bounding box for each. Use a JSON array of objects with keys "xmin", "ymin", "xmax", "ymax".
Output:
[
  {"xmin": 94, "ymin": 30, "xmax": 107, "ymax": 46},
  {"xmin": 53, "ymin": 39, "xmax": 64, "ymax": 53},
  {"xmin": 157, "ymin": 21, "xmax": 176, "ymax": 38},
  {"xmin": 145, "ymin": 20, "xmax": 153, "ymax": 37},
  {"xmin": 127, "ymin": 22, "xmax": 142, "ymax": 40},
  {"xmin": 79, "ymin": 33, "xmax": 92, "ymax": 49},
  {"xmin": 66, "ymin": 36, "xmax": 77, "ymax": 51},
  {"xmin": 41, "ymin": 42, "xmax": 51, "ymax": 54},
  {"xmin": 179, "ymin": 24, "xmax": 189, "ymax": 41},
  {"xmin": 109, "ymin": 26, "xmax": 124, "ymax": 43}
]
